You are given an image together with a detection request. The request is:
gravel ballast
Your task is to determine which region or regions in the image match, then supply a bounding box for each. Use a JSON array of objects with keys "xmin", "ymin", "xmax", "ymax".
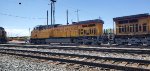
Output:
[
  {"xmin": 1, "ymin": 47, "xmax": 150, "ymax": 60},
  {"xmin": 0, "ymin": 53, "xmax": 109, "ymax": 71}
]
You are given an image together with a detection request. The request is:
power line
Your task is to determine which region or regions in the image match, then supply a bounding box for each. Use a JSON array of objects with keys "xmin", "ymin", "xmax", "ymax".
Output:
[
  {"xmin": 75, "ymin": 9, "xmax": 80, "ymax": 22},
  {"xmin": 0, "ymin": 12, "xmax": 46, "ymax": 20}
]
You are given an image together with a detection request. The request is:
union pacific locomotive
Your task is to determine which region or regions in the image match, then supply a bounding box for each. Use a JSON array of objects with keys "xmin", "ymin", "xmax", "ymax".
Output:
[
  {"xmin": 0, "ymin": 27, "xmax": 7, "ymax": 44},
  {"xmin": 30, "ymin": 19, "xmax": 107, "ymax": 45},
  {"xmin": 30, "ymin": 13, "xmax": 150, "ymax": 45}
]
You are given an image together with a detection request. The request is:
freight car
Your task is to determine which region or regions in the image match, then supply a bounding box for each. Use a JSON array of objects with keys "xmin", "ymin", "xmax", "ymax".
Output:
[
  {"xmin": 0, "ymin": 27, "xmax": 7, "ymax": 44},
  {"xmin": 113, "ymin": 13, "xmax": 150, "ymax": 45},
  {"xmin": 30, "ymin": 19, "xmax": 107, "ymax": 45}
]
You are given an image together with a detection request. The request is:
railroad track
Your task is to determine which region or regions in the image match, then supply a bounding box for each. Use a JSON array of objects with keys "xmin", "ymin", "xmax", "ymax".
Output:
[
  {"xmin": 1, "ymin": 44, "xmax": 150, "ymax": 54},
  {"xmin": 0, "ymin": 48, "xmax": 150, "ymax": 71},
  {"xmin": 1, "ymin": 43, "xmax": 150, "ymax": 48}
]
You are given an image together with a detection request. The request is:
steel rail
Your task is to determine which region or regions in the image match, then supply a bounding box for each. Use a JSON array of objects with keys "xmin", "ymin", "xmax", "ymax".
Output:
[
  {"xmin": 0, "ymin": 48, "xmax": 150, "ymax": 65},
  {"xmin": 0, "ymin": 51, "xmax": 150, "ymax": 71},
  {"xmin": 1, "ymin": 45, "xmax": 150, "ymax": 54}
]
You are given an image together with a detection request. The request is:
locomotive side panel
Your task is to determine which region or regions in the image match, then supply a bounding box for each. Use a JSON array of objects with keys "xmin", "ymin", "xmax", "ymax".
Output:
[
  {"xmin": 114, "ymin": 13, "xmax": 150, "ymax": 45},
  {"xmin": 96, "ymin": 23, "xmax": 103, "ymax": 36},
  {"xmin": 74, "ymin": 20, "xmax": 104, "ymax": 45},
  {"xmin": 78, "ymin": 23, "xmax": 103, "ymax": 37},
  {"xmin": 116, "ymin": 18, "xmax": 150, "ymax": 35},
  {"xmin": 38, "ymin": 29, "xmax": 50, "ymax": 38},
  {"xmin": 138, "ymin": 17, "xmax": 150, "ymax": 34},
  {"xmin": 52, "ymin": 25, "xmax": 79, "ymax": 38},
  {"xmin": 30, "ymin": 19, "xmax": 104, "ymax": 44}
]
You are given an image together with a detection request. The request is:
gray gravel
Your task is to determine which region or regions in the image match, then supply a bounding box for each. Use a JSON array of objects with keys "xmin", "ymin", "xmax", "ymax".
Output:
[
  {"xmin": 1, "ymin": 47, "xmax": 150, "ymax": 61},
  {"xmin": 0, "ymin": 53, "xmax": 108, "ymax": 71},
  {"xmin": 0, "ymin": 54, "xmax": 71, "ymax": 71}
]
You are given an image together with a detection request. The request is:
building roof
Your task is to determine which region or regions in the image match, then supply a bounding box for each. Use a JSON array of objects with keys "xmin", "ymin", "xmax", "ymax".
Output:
[{"xmin": 113, "ymin": 13, "xmax": 149, "ymax": 21}]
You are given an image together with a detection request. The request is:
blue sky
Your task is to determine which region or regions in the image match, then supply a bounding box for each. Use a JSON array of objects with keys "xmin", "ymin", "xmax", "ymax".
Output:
[{"xmin": 0, "ymin": 0, "xmax": 150, "ymax": 37}]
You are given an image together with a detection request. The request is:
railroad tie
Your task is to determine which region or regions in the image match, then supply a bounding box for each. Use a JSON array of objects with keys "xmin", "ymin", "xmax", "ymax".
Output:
[{"xmin": 117, "ymin": 61, "xmax": 128, "ymax": 66}]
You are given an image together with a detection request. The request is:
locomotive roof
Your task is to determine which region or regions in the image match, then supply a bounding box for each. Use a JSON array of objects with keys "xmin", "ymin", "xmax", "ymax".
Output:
[
  {"xmin": 36, "ymin": 24, "xmax": 61, "ymax": 28},
  {"xmin": 73, "ymin": 19, "xmax": 104, "ymax": 24},
  {"xmin": 34, "ymin": 19, "xmax": 104, "ymax": 30},
  {"xmin": 34, "ymin": 24, "xmax": 62, "ymax": 30},
  {"xmin": 113, "ymin": 13, "xmax": 150, "ymax": 21}
]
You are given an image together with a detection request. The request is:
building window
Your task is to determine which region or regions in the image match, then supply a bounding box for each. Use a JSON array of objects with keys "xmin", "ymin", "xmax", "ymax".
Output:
[
  {"xmin": 135, "ymin": 24, "xmax": 138, "ymax": 32},
  {"xmin": 91, "ymin": 29, "xmax": 93, "ymax": 34},
  {"xmin": 139, "ymin": 25, "xmax": 141, "ymax": 31},
  {"xmin": 119, "ymin": 26, "xmax": 121, "ymax": 33},
  {"xmin": 130, "ymin": 25, "xmax": 132, "ymax": 32},
  {"xmin": 122, "ymin": 26, "xmax": 124, "ymax": 32},
  {"xmin": 93, "ymin": 28, "xmax": 96, "ymax": 35},
  {"xmin": 124, "ymin": 25, "xmax": 126, "ymax": 32},
  {"xmin": 127, "ymin": 25, "xmax": 129, "ymax": 32},
  {"xmin": 89, "ymin": 29, "xmax": 92, "ymax": 34},
  {"xmin": 143, "ymin": 23, "xmax": 147, "ymax": 32},
  {"xmin": 133, "ymin": 24, "xmax": 135, "ymax": 32}
]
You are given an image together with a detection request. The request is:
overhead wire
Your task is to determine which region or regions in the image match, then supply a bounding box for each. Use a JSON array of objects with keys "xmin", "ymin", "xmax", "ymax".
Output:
[{"xmin": 0, "ymin": 12, "xmax": 46, "ymax": 20}]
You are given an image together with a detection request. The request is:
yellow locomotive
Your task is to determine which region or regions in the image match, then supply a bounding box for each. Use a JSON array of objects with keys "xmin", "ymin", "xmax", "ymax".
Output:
[
  {"xmin": 113, "ymin": 13, "xmax": 150, "ymax": 45},
  {"xmin": 0, "ymin": 27, "xmax": 7, "ymax": 44},
  {"xmin": 31, "ymin": 19, "xmax": 104, "ymax": 44}
]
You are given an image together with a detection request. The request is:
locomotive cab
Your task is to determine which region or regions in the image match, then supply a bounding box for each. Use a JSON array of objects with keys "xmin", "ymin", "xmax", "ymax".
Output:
[{"xmin": 0, "ymin": 27, "xmax": 7, "ymax": 44}]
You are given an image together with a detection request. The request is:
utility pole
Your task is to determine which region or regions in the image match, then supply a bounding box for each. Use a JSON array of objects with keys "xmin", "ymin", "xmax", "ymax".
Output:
[
  {"xmin": 66, "ymin": 10, "xmax": 69, "ymax": 25},
  {"xmin": 29, "ymin": 28, "xmax": 30, "ymax": 37},
  {"xmin": 113, "ymin": 21, "xmax": 115, "ymax": 34},
  {"xmin": 51, "ymin": 2, "xmax": 53, "ymax": 25},
  {"xmin": 53, "ymin": 1, "xmax": 55, "ymax": 25},
  {"xmin": 50, "ymin": 0, "xmax": 56, "ymax": 25},
  {"xmin": 75, "ymin": 9, "xmax": 80, "ymax": 22},
  {"xmin": 47, "ymin": 10, "xmax": 48, "ymax": 25}
]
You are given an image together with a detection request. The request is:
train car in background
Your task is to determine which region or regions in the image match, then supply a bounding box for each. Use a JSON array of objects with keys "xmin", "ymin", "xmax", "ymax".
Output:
[
  {"xmin": 0, "ymin": 27, "xmax": 7, "ymax": 44},
  {"xmin": 113, "ymin": 13, "xmax": 150, "ymax": 45},
  {"xmin": 30, "ymin": 19, "xmax": 107, "ymax": 45}
]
